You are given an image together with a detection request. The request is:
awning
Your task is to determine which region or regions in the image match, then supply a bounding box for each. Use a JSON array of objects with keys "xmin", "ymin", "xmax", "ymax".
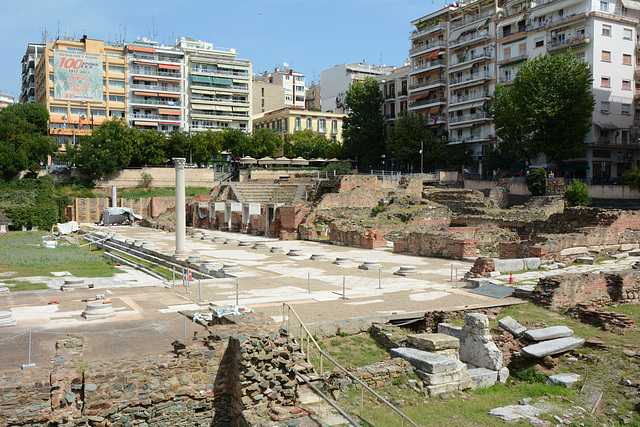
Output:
[
  {"xmin": 449, "ymin": 26, "xmax": 466, "ymax": 42},
  {"xmin": 133, "ymin": 76, "xmax": 158, "ymax": 82},
  {"xmin": 134, "ymin": 121, "xmax": 158, "ymax": 126},
  {"xmin": 161, "ymin": 93, "xmax": 181, "ymax": 98},
  {"xmin": 428, "ymin": 106, "xmax": 440, "ymax": 114},
  {"xmin": 158, "ymin": 121, "xmax": 180, "ymax": 125},
  {"xmin": 212, "ymin": 77, "xmax": 233, "ymax": 86},
  {"xmin": 258, "ymin": 156, "xmax": 276, "ymax": 165},
  {"xmin": 498, "ymin": 13, "xmax": 525, "ymax": 29},
  {"xmin": 215, "ymin": 106, "xmax": 232, "ymax": 112},
  {"xmin": 273, "ymin": 156, "xmax": 291, "ymax": 165},
  {"xmin": 621, "ymin": 0, "xmax": 640, "ymax": 10},
  {"xmin": 191, "ymin": 89, "xmax": 212, "ymax": 95},
  {"xmin": 471, "ymin": 101, "xmax": 486, "ymax": 108},
  {"xmin": 239, "ymin": 156, "xmax": 257, "ymax": 165},
  {"xmin": 159, "ymin": 64, "xmax": 181, "ymax": 70},
  {"xmin": 128, "ymin": 45, "xmax": 156, "ymax": 53},
  {"xmin": 596, "ymin": 122, "xmax": 618, "ymax": 130},
  {"xmin": 159, "ymin": 109, "xmax": 181, "ymax": 116},
  {"xmin": 191, "ymin": 75, "xmax": 211, "ymax": 84},
  {"xmin": 134, "ymin": 91, "xmax": 157, "ymax": 97},
  {"xmin": 291, "ymin": 157, "xmax": 309, "ymax": 166}
]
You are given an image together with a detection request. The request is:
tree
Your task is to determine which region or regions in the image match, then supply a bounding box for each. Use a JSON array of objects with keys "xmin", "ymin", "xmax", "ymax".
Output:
[
  {"xmin": 220, "ymin": 128, "xmax": 251, "ymax": 158},
  {"xmin": 444, "ymin": 141, "xmax": 473, "ymax": 171},
  {"xmin": 166, "ymin": 130, "xmax": 192, "ymax": 160},
  {"xmin": 191, "ymin": 130, "xmax": 222, "ymax": 165},
  {"xmin": 1, "ymin": 103, "xmax": 50, "ymax": 135},
  {"xmin": 130, "ymin": 128, "xmax": 166, "ymax": 166},
  {"xmin": 283, "ymin": 130, "xmax": 331, "ymax": 159},
  {"xmin": 341, "ymin": 77, "xmax": 385, "ymax": 168},
  {"xmin": 623, "ymin": 167, "xmax": 640, "ymax": 190},
  {"xmin": 0, "ymin": 106, "xmax": 57, "ymax": 178},
  {"xmin": 387, "ymin": 112, "xmax": 444, "ymax": 171},
  {"xmin": 564, "ymin": 180, "xmax": 591, "ymax": 206},
  {"xmin": 526, "ymin": 167, "xmax": 547, "ymax": 196},
  {"xmin": 489, "ymin": 51, "xmax": 594, "ymax": 168},
  {"xmin": 249, "ymin": 128, "xmax": 280, "ymax": 158},
  {"xmin": 70, "ymin": 118, "xmax": 137, "ymax": 177}
]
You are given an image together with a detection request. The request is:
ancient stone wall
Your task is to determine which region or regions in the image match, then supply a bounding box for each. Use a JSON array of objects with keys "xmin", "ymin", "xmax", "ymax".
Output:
[
  {"xmin": 530, "ymin": 270, "xmax": 640, "ymax": 310},
  {"xmin": 150, "ymin": 197, "xmax": 175, "ymax": 218},
  {"xmin": 0, "ymin": 313, "xmax": 300, "ymax": 426},
  {"xmin": 393, "ymin": 229, "xmax": 478, "ymax": 259}
]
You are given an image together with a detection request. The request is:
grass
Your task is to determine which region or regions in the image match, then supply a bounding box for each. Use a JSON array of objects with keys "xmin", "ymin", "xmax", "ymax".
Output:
[
  {"xmin": 114, "ymin": 251, "xmax": 172, "ymax": 279},
  {"xmin": 3, "ymin": 279, "xmax": 48, "ymax": 292},
  {"xmin": 311, "ymin": 302, "xmax": 640, "ymax": 426},
  {"xmin": 118, "ymin": 186, "xmax": 211, "ymax": 199},
  {"xmin": 0, "ymin": 231, "xmax": 122, "ymax": 278}
]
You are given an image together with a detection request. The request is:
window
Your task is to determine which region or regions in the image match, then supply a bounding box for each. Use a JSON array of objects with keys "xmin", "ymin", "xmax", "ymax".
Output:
[
  {"xmin": 624, "ymin": 28, "xmax": 633, "ymax": 40},
  {"xmin": 602, "ymin": 24, "xmax": 611, "ymax": 36},
  {"xmin": 285, "ymin": 75, "xmax": 290, "ymax": 80},
  {"xmin": 623, "ymin": 54, "xmax": 632, "ymax": 65},
  {"xmin": 622, "ymin": 103, "xmax": 631, "ymax": 114},
  {"xmin": 108, "ymin": 80, "xmax": 125, "ymax": 88},
  {"xmin": 622, "ymin": 79, "xmax": 631, "ymax": 90},
  {"xmin": 109, "ymin": 95, "xmax": 125, "ymax": 102},
  {"xmin": 91, "ymin": 109, "xmax": 106, "ymax": 117},
  {"xmin": 601, "ymin": 50, "xmax": 611, "ymax": 62},
  {"xmin": 576, "ymin": 51, "xmax": 586, "ymax": 62},
  {"xmin": 503, "ymin": 46, "xmax": 511, "ymax": 60},
  {"xmin": 601, "ymin": 101, "xmax": 610, "ymax": 113},
  {"xmin": 558, "ymin": 9, "xmax": 564, "ymax": 18},
  {"xmin": 306, "ymin": 117, "xmax": 312, "ymax": 130},
  {"xmin": 295, "ymin": 85, "xmax": 304, "ymax": 92},
  {"xmin": 50, "ymin": 106, "xmax": 67, "ymax": 114},
  {"xmin": 601, "ymin": 76, "xmax": 610, "ymax": 87},
  {"xmin": 106, "ymin": 52, "xmax": 121, "ymax": 58},
  {"xmin": 331, "ymin": 119, "xmax": 338, "ymax": 134},
  {"xmin": 109, "ymin": 65, "xmax": 125, "ymax": 73},
  {"xmin": 295, "ymin": 116, "xmax": 301, "ymax": 131},
  {"xmin": 622, "ymin": 130, "xmax": 629, "ymax": 144},
  {"xmin": 318, "ymin": 118, "xmax": 326, "ymax": 133},
  {"xmin": 66, "ymin": 48, "xmax": 84, "ymax": 53},
  {"xmin": 110, "ymin": 110, "xmax": 125, "ymax": 117},
  {"xmin": 600, "ymin": 1, "xmax": 609, "ymax": 11},
  {"xmin": 535, "ymin": 38, "xmax": 544, "ymax": 48},
  {"xmin": 261, "ymin": 87, "xmax": 264, "ymax": 96},
  {"xmin": 519, "ymin": 43, "xmax": 526, "ymax": 56}
]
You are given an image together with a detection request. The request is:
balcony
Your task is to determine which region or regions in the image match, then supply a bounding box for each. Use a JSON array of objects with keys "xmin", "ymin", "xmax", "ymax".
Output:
[
  {"xmin": 131, "ymin": 113, "xmax": 182, "ymax": 122},
  {"xmin": 449, "ymin": 72, "xmax": 493, "ymax": 88},
  {"xmin": 497, "ymin": 53, "xmax": 529, "ymax": 67},
  {"xmin": 129, "ymin": 97, "xmax": 182, "ymax": 107},
  {"xmin": 409, "ymin": 40, "xmax": 446, "ymax": 57},
  {"xmin": 450, "ymin": 30, "xmax": 493, "ymax": 48},
  {"xmin": 409, "ymin": 95, "xmax": 446, "ymax": 109},
  {"xmin": 450, "ymin": 52, "xmax": 494, "ymax": 69},
  {"xmin": 410, "ymin": 22, "xmax": 447, "ymax": 40},
  {"xmin": 191, "ymin": 95, "xmax": 249, "ymax": 105},
  {"xmin": 129, "ymin": 52, "xmax": 183, "ymax": 63},
  {"xmin": 449, "ymin": 111, "xmax": 492, "ymax": 126},
  {"xmin": 499, "ymin": 76, "xmax": 515, "ymax": 85},
  {"xmin": 449, "ymin": 133, "xmax": 495, "ymax": 144},
  {"xmin": 397, "ymin": 89, "xmax": 408, "ymax": 98},
  {"xmin": 449, "ymin": 91, "xmax": 490, "ymax": 106},
  {"xmin": 129, "ymin": 69, "xmax": 182, "ymax": 79},
  {"xmin": 191, "ymin": 68, "xmax": 249, "ymax": 78},
  {"xmin": 385, "ymin": 92, "xmax": 396, "ymax": 100},
  {"xmin": 130, "ymin": 83, "xmax": 182, "ymax": 93},
  {"xmin": 191, "ymin": 110, "xmax": 249, "ymax": 118},
  {"xmin": 451, "ymin": 11, "xmax": 494, "ymax": 30},
  {"xmin": 427, "ymin": 115, "xmax": 447, "ymax": 126},
  {"xmin": 384, "ymin": 113, "xmax": 396, "ymax": 121},
  {"xmin": 411, "ymin": 59, "xmax": 446, "ymax": 74},
  {"xmin": 548, "ymin": 33, "xmax": 591, "ymax": 53},
  {"xmin": 409, "ymin": 78, "xmax": 447, "ymax": 91}
]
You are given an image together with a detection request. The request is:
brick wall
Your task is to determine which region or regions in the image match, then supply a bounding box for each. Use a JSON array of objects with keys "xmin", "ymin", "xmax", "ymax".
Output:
[
  {"xmin": 393, "ymin": 230, "xmax": 478, "ymax": 259},
  {"xmin": 150, "ymin": 197, "xmax": 175, "ymax": 218}
]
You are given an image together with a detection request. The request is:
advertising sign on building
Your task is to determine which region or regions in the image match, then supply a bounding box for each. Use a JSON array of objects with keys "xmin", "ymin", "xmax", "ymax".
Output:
[{"xmin": 53, "ymin": 50, "xmax": 103, "ymax": 102}]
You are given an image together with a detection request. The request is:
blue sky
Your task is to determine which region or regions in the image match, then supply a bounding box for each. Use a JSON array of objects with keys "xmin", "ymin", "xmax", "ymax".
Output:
[{"xmin": 0, "ymin": 0, "xmax": 445, "ymax": 99}]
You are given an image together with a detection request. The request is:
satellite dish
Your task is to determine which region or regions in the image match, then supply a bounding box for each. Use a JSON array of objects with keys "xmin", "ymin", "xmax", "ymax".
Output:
[
  {"xmin": 283, "ymin": 62, "xmax": 289, "ymax": 67},
  {"xmin": 143, "ymin": 37, "xmax": 148, "ymax": 42}
]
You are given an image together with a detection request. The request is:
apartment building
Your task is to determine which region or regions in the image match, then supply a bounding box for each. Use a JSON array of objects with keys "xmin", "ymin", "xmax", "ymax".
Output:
[
  {"xmin": 178, "ymin": 38, "xmax": 252, "ymax": 133},
  {"xmin": 20, "ymin": 43, "xmax": 45, "ymax": 104},
  {"xmin": 320, "ymin": 62, "xmax": 397, "ymax": 112},
  {"xmin": 125, "ymin": 40, "xmax": 185, "ymax": 135},
  {"xmin": 251, "ymin": 78, "xmax": 285, "ymax": 116},
  {"xmin": 34, "ymin": 36, "xmax": 126, "ymax": 146},
  {"xmin": 376, "ymin": 64, "xmax": 410, "ymax": 134},
  {"xmin": 305, "ymin": 82, "xmax": 321, "ymax": 110},
  {"xmin": 0, "ymin": 93, "xmax": 14, "ymax": 111},
  {"xmin": 253, "ymin": 107, "xmax": 344, "ymax": 143},
  {"xmin": 495, "ymin": 0, "xmax": 640, "ymax": 179},
  {"xmin": 409, "ymin": 0, "xmax": 640, "ymax": 178}
]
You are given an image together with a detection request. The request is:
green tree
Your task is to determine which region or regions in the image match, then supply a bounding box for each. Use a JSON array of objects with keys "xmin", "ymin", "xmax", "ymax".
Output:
[
  {"xmin": 70, "ymin": 118, "xmax": 137, "ymax": 177},
  {"xmin": 444, "ymin": 141, "xmax": 473, "ymax": 171},
  {"xmin": 283, "ymin": 130, "xmax": 331, "ymax": 159},
  {"xmin": 342, "ymin": 77, "xmax": 385, "ymax": 168},
  {"xmin": 166, "ymin": 130, "xmax": 191, "ymax": 160},
  {"xmin": 220, "ymin": 128, "xmax": 251, "ymax": 158},
  {"xmin": 564, "ymin": 180, "xmax": 591, "ymax": 206},
  {"xmin": 130, "ymin": 128, "xmax": 165, "ymax": 166},
  {"xmin": 249, "ymin": 128, "xmax": 280, "ymax": 158},
  {"xmin": 0, "ymin": 107, "xmax": 57, "ymax": 177},
  {"xmin": 623, "ymin": 167, "xmax": 640, "ymax": 190},
  {"xmin": 526, "ymin": 167, "xmax": 547, "ymax": 196},
  {"xmin": 1, "ymin": 103, "xmax": 50, "ymax": 135},
  {"xmin": 191, "ymin": 130, "xmax": 222, "ymax": 165},
  {"xmin": 387, "ymin": 112, "xmax": 444, "ymax": 171},
  {"xmin": 489, "ymin": 51, "xmax": 595, "ymax": 168}
]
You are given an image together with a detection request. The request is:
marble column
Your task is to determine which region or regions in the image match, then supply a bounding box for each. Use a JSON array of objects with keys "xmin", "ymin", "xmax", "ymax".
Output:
[
  {"xmin": 111, "ymin": 186, "xmax": 117, "ymax": 208},
  {"xmin": 173, "ymin": 158, "xmax": 186, "ymax": 257}
]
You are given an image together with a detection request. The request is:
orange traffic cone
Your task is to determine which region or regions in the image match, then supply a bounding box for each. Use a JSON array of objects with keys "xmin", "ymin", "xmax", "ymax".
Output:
[
  {"xmin": 189, "ymin": 271, "xmax": 193, "ymax": 281},
  {"xmin": 509, "ymin": 272, "xmax": 514, "ymax": 284}
]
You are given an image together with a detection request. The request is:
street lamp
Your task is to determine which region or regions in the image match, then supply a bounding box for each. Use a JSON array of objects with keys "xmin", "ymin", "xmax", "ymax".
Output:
[{"xmin": 420, "ymin": 139, "xmax": 424, "ymax": 182}]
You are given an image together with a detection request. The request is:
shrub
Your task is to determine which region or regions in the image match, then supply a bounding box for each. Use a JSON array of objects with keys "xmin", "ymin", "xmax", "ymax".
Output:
[
  {"xmin": 324, "ymin": 161, "xmax": 352, "ymax": 176},
  {"xmin": 564, "ymin": 180, "xmax": 591, "ymax": 206},
  {"xmin": 140, "ymin": 171, "xmax": 153, "ymax": 189},
  {"xmin": 525, "ymin": 168, "xmax": 547, "ymax": 196}
]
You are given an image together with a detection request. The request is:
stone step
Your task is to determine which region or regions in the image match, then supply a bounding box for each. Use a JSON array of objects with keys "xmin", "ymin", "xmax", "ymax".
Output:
[
  {"xmin": 296, "ymin": 372, "xmax": 322, "ymax": 383},
  {"xmin": 522, "ymin": 337, "xmax": 585, "ymax": 358},
  {"xmin": 524, "ymin": 326, "xmax": 573, "ymax": 342},
  {"xmin": 391, "ymin": 347, "xmax": 463, "ymax": 374},
  {"xmin": 293, "ymin": 362, "xmax": 314, "ymax": 373}
]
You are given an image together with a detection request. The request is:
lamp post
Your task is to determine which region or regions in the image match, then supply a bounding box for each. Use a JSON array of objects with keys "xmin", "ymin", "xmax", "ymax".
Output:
[{"xmin": 420, "ymin": 139, "xmax": 424, "ymax": 182}]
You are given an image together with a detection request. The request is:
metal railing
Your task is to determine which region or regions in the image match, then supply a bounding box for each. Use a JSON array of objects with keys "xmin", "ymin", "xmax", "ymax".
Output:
[
  {"xmin": 191, "ymin": 95, "xmax": 249, "ymax": 104},
  {"xmin": 130, "ymin": 83, "xmax": 182, "ymax": 93},
  {"xmin": 282, "ymin": 303, "xmax": 419, "ymax": 427},
  {"xmin": 449, "ymin": 72, "xmax": 493, "ymax": 85}
]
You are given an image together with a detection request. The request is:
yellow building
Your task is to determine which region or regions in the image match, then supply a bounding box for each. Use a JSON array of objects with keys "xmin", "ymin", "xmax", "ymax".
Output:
[
  {"xmin": 35, "ymin": 36, "xmax": 126, "ymax": 146},
  {"xmin": 252, "ymin": 107, "xmax": 345, "ymax": 144}
]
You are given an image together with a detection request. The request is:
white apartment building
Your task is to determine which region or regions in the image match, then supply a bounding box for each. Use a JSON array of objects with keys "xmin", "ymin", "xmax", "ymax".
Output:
[
  {"xmin": 20, "ymin": 43, "xmax": 45, "ymax": 104},
  {"xmin": 178, "ymin": 38, "xmax": 252, "ymax": 133},
  {"xmin": 410, "ymin": 0, "xmax": 640, "ymax": 178},
  {"xmin": 496, "ymin": 0, "xmax": 640, "ymax": 179},
  {"xmin": 321, "ymin": 62, "xmax": 397, "ymax": 112},
  {"xmin": 0, "ymin": 93, "xmax": 14, "ymax": 111},
  {"xmin": 270, "ymin": 68, "xmax": 306, "ymax": 108},
  {"xmin": 376, "ymin": 65, "xmax": 410, "ymax": 134},
  {"xmin": 125, "ymin": 40, "xmax": 185, "ymax": 135}
]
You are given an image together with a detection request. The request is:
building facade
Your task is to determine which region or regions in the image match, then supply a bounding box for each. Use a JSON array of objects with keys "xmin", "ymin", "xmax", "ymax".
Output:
[
  {"xmin": 305, "ymin": 82, "xmax": 321, "ymax": 111},
  {"xmin": 253, "ymin": 107, "xmax": 344, "ymax": 144},
  {"xmin": 34, "ymin": 36, "xmax": 127, "ymax": 146},
  {"xmin": 125, "ymin": 40, "xmax": 185, "ymax": 135},
  {"xmin": 376, "ymin": 64, "xmax": 411, "ymax": 135},
  {"xmin": 251, "ymin": 79, "xmax": 285, "ymax": 116},
  {"xmin": 320, "ymin": 62, "xmax": 397, "ymax": 112},
  {"xmin": 178, "ymin": 38, "xmax": 252, "ymax": 133},
  {"xmin": 0, "ymin": 93, "xmax": 14, "ymax": 111},
  {"xmin": 410, "ymin": 0, "xmax": 640, "ymax": 178},
  {"xmin": 20, "ymin": 43, "xmax": 45, "ymax": 104}
]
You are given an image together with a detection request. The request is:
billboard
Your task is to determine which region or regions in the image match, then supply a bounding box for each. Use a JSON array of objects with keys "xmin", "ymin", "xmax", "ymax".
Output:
[{"xmin": 53, "ymin": 50, "xmax": 103, "ymax": 102}]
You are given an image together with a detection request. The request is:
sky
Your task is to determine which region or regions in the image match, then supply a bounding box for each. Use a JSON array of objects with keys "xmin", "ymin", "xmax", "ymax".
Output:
[{"xmin": 0, "ymin": 0, "xmax": 447, "ymax": 99}]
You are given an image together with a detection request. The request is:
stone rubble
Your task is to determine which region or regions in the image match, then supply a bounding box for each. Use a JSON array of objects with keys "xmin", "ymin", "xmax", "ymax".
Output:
[{"xmin": 498, "ymin": 316, "xmax": 527, "ymax": 338}]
